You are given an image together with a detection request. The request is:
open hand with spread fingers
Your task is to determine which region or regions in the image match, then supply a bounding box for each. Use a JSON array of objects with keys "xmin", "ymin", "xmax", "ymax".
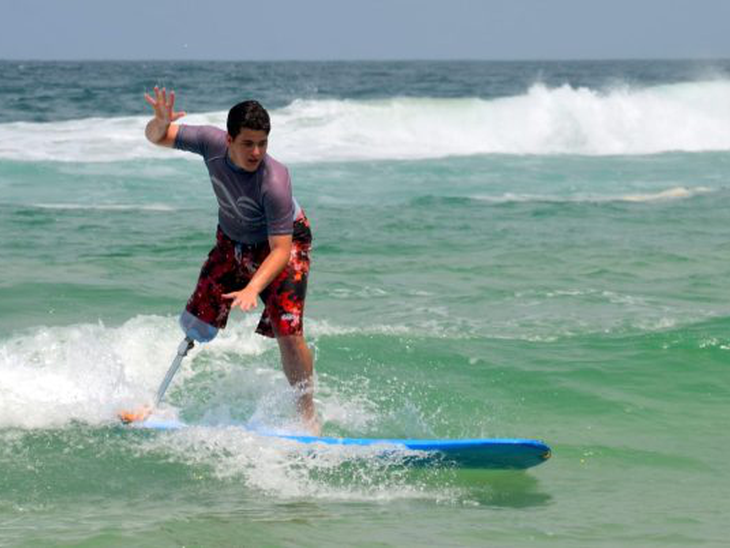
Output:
[
  {"xmin": 143, "ymin": 86, "xmax": 186, "ymax": 145},
  {"xmin": 144, "ymin": 86, "xmax": 186, "ymax": 124}
]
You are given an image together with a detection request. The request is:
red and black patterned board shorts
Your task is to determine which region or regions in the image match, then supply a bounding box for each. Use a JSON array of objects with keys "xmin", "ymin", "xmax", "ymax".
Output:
[{"xmin": 184, "ymin": 216, "xmax": 311, "ymax": 339}]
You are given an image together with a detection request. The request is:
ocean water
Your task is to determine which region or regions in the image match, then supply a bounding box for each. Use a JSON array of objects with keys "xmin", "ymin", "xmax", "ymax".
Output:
[{"xmin": 0, "ymin": 60, "xmax": 729, "ymax": 547}]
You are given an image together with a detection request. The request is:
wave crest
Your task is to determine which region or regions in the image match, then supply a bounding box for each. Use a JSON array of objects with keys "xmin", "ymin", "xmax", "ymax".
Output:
[{"xmin": 1, "ymin": 79, "xmax": 729, "ymax": 162}]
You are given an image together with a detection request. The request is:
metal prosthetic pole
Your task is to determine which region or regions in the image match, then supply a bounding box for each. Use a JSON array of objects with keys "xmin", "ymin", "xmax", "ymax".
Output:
[
  {"xmin": 118, "ymin": 336, "xmax": 195, "ymax": 424},
  {"xmin": 154, "ymin": 336, "xmax": 195, "ymax": 406}
]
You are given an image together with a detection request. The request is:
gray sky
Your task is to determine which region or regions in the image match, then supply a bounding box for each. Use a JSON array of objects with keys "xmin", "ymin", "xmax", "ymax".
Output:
[{"xmin": 1, "ymin": 0, "xmax": 729, "ymax": 61}]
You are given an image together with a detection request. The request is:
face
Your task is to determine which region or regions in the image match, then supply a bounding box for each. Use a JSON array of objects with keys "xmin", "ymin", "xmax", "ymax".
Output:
[{"xmin": 227, "ymin": 128, "xmax": 269, "ymax": 172}]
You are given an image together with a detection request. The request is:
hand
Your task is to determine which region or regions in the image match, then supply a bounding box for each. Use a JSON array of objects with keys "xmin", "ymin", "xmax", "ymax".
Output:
[
  {"xmin": 222, "ymin": 286, "xmax": 260, "ymax": 312},
  {"xmin": 144, "ymin": 86, "xmax": 186, "ymax": 126}
]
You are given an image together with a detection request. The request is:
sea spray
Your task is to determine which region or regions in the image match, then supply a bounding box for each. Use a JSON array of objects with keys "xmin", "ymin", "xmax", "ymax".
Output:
[{"xmin": 2, "ymin": 80, "xmax": 730, "ymax": 163}]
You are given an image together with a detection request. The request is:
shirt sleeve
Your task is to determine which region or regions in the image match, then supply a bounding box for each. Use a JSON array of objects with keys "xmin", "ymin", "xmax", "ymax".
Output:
[
  {"xmin": 173, "ymin": 125, "xmax": 226, "ymax": 158},
  {"xmin": 263, "ymin": 165, "xmax": 295, "ymax": 236}
]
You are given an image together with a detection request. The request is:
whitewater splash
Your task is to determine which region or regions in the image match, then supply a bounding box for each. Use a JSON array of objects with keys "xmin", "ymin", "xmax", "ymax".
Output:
[
  {"xmin": 0, "ymin": 315, "xmax": 453, "ymax": 503},
  {"xmin": 0, "ymin": 315, "xmax": 270, "ymax": 429},
  {"xmin": 1, "ymin": 80, "xmax": 729, "ymax": 162},
  {"xmin": 0, "ymin": 315, "xmax": 382, "ymax": 431}
]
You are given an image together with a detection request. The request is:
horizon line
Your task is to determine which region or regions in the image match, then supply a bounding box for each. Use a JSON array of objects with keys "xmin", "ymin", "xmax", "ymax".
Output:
[{"xmin": 1, "ymin": 56, "xmax": 729, "ymax": 64}]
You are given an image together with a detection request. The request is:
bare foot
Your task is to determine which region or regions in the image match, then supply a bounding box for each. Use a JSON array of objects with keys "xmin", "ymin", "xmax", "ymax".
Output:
[{"xmin": 118, "ymin": 405, "xmax": 151, "ymax": 424}]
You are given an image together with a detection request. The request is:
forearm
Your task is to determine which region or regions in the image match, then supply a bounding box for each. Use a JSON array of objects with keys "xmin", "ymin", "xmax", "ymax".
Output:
[
  {"xmin": 145, "ymin": 118, "xmax": 170, "ymax": 144},
  {"xmin": 247, "ymin": 245, "xmax": 291, "ymax": 294}
]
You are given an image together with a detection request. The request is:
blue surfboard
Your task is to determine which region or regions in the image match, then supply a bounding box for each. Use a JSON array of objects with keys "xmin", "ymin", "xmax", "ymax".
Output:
[{"xmin": 135, "ymin": 419, "xmax": 551, "ymax": 469}]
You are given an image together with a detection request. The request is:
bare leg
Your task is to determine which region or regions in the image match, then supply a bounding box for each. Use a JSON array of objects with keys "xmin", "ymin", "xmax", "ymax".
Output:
[{"xmin": 276, "ymin": 334, "xmax": 319, "ymax": 435}]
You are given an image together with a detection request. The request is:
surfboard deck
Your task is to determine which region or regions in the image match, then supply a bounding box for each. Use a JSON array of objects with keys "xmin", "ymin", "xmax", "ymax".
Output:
[{"xmin": 134, "ymin": 418, "xmax": 551, "ymax": 469}]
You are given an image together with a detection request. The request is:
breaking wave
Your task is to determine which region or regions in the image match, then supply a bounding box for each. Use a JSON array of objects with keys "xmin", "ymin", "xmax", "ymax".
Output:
[{"xmin": 1, "ymin": 80, "xmax": 729, "ymax": 162}]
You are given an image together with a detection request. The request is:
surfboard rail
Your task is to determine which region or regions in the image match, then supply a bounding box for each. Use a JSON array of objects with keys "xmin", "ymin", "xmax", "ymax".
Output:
[{"xmin": 132, "ymin": 419, "xmax": 551, "ymax": 469}]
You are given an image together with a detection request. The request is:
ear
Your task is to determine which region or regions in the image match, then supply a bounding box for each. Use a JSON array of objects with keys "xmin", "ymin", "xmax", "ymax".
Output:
[{"xmin": 226, "ymin": 134, "xmax": 233, "ymax": 146}]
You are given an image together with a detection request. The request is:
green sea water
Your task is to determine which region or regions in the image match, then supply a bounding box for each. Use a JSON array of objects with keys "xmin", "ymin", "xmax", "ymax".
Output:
[{"xmin": 1, "ymin": 61, "xmax": 729, "ymax": 546}]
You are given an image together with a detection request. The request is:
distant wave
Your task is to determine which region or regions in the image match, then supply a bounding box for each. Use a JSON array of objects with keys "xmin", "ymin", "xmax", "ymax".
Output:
[
  {"xmin": 32, "ymin": 203, "xmax": 177, "ymax": 211},
  {"xmin": 617, "ymin": 186, "xmax": 715, "ymax": 202},
  {"xmin": 33, "ymin": 203, "xmax": 176, "ymax": 211},
  {"xmin": 473, "ymin": 186, "xmax": 717, "ymax": 205},
  {"xmin": 1, "ymin": 79, "xmax": 730, "ymax": 162}
]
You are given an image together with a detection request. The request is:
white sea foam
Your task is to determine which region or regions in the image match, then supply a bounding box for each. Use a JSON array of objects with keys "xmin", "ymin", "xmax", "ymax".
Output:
[
  {"xmin": 0, "ymin": 315, "xmax": 273, "ymax": 429},
  {"xmin": 473, "ymin": 186, "xmax": 717, "ymax": 204},
  {"xmin": 617, "ymin": 186, "xmax": 714, "ymax": 202},
  {"xmin": 0, "ymin": 315, "xmax": 457, "ymax": 501},
  {"xmin": 137, "ymin": 425, "xmax": 455, "ymax": 501},
  {"xmin": 0, "ymin": 314, "xmax": 385, "ymax": 432},
  {"xmin": 1, "ymin": 80, "xmax": 730, "ymax": 163},
  {"xmin": 32, "ymin": 203, "xmax": 177, "ymax": 211}
]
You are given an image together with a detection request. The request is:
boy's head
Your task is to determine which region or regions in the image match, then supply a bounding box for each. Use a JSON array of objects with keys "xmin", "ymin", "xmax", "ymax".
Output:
[
  {"xmin": 227, "ymin": 100, "xmax": 271, "ymax": 138},
  {"xmin": 226, "ymin": 101, "xmax": 270, "ymax": 172}
]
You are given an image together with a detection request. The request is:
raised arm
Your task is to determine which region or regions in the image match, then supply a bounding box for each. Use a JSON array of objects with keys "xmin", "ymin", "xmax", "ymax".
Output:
[{"xmin": 144, "ymin": 86, "xmax": 186, "ymax": 148}]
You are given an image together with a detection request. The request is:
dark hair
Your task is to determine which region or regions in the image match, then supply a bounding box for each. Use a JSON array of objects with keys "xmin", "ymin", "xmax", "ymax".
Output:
[{"xmin": 227, "ymin": 100, "xmax": 271, "ymax": 138}]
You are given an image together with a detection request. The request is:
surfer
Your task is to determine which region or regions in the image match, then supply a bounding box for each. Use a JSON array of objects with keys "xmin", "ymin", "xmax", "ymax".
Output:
[{"xmin": 143, "ymin": 87, "xmax": 319, "ymax": 434}]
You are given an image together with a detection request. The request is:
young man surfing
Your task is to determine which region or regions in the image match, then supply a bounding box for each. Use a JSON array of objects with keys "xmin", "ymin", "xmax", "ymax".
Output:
[{"xmin": 143, "ymin": 87, "xmax": 318, "ymax": 434}]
